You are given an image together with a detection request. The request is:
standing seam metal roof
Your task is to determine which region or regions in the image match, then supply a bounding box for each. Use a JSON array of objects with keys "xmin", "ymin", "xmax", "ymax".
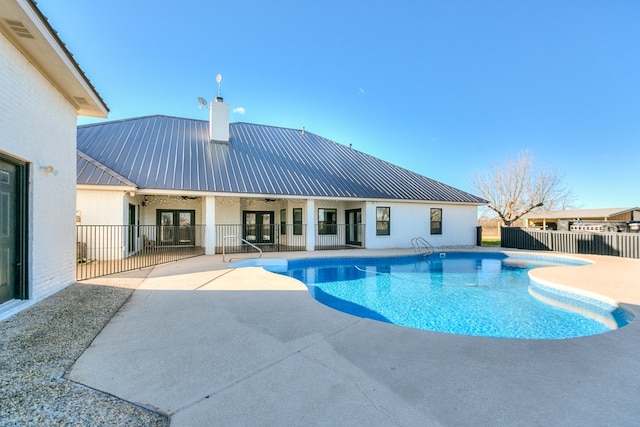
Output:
[
  {"xmin": 76, "ymin": 150, "xmax": 136, "ymax": 187},
  {"xmin": 76, "ymin": 115, "xmax": 486, "ymax": 203}
]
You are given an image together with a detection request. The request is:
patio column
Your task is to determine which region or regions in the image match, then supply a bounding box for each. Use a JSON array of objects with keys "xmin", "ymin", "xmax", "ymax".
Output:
[
  {"xmin": 305, "ymin": 199, "xmax": 315, "ymax": 251},
  {"xmin": 203, "ymin": 196, "xmax": 216, "ymax": 255}
]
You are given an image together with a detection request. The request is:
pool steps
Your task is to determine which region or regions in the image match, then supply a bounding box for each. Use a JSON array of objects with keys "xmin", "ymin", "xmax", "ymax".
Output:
[{"xmin": 228, "ymin": 258, "xmax": 288, "ymax": 273}]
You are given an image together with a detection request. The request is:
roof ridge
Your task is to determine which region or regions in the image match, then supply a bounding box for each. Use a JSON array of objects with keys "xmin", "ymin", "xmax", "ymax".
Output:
[
  {"xmin": 80, "ymin": 116, "xmax": 328, "ymax": 138},
  {"xmin": 78, "ymin": 114, "xmax": 207, "ymax": 128}
]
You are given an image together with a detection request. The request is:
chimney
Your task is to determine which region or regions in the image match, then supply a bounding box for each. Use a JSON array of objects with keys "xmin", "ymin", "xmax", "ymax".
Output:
[{"xmin": 209, "ymin": 96, "xmax": 229, "ymax": 143}]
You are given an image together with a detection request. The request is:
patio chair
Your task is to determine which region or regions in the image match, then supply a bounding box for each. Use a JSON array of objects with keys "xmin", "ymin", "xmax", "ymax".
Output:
[{"xmin": 143, "ymin": 235, "xmax": 155, "ymax": 250}]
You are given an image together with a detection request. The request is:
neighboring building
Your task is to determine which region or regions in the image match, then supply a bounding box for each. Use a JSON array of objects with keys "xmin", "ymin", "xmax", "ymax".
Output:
[
  {"xmin": 76, "ymin": 99, "xmax": 486, "ymax": 258},
  {"xmin": 522, "ymin": 208, "xmax": 640, "ymax": 231},
  {"xmin": 0, "ymin": 0, "xmax": 108, "ymax": 318}
]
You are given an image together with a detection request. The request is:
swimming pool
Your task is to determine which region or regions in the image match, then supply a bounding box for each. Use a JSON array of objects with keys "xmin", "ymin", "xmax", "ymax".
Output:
[{"xmin": 278, "ymin": 252, "xmax": 633, "ymax": 339}]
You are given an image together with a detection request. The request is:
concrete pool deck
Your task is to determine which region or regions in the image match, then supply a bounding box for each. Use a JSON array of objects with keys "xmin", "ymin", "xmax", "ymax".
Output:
[{"xmin": 67, "ymin": 249, "xmax": 640, "ymax": 426}]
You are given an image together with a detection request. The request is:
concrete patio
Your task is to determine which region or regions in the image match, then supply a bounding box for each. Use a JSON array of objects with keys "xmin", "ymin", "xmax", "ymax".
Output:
[{"xmin": 64, "ymin": 249, "xmax": 640, "ymax": 426}]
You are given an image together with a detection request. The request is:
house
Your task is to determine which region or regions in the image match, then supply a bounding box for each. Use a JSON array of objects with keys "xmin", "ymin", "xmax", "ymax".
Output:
[
  {"xmin": 0, "ymin": 0, "xmax": 108, "ymax": 318},
  {"xmin": 521, "ymin": 208, "xmax": 640, "ymax": 231},
  {"xmin": 76, "ymin": 98, "xmax": 486, "ymax": 259}
]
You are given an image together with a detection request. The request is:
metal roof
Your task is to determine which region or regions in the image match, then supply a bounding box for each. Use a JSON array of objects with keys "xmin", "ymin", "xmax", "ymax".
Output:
[
  {"xmin": 77, "ymin": 150, "xmax": 136, "ymax": 187},
  {"xmin": 77, "ymin": 115, "xmax": 486, "ymax": 203}
]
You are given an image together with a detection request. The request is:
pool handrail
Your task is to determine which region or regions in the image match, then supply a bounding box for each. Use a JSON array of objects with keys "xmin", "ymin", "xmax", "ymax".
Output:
[
  {"xmin": 411, "ymin": 236, "xmax": 434, "ymax": 256},
  {"xmin": 222, "ymin": 235, "xmax": 263, "ymax": 262}
]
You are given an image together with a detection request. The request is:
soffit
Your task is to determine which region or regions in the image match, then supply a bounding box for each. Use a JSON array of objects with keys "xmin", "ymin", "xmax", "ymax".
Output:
[{"xmin": 0, "ymin": 0, "xmax": 108, "ymax": 117}]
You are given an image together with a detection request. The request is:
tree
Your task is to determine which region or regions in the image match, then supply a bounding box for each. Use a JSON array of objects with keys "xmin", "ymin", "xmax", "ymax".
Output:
[{"xmin": 470, "ymin": 150, "xmax": 573, "ymax": 227}]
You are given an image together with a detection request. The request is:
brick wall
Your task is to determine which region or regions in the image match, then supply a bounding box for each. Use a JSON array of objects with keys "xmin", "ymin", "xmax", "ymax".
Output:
[
  {"xmin": 1, "ymin": 32, "xmax": 78, "ymax": 303},
  {"xmin": 77, "ymin": 190, "xmax": 127, "ymax": 225}
]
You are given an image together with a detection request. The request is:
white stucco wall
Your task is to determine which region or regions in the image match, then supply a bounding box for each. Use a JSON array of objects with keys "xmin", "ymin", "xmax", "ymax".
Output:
[
  {"xmin": 214, "ymin": 197, "xmax": 479, "ymax": 249},
  {"xmin": 213, "ymin": 197, "xmax": 241, "ymax": 224},
  {"xmin": 364, "ymin": 201, "xmax": 479, "ymax": 249},
  {"xmin": 0, "ymin": 32, "xmax": 78, "ymax": 303},
  {"xmin": 75, "ymin": 191, "xmax": 480, "ymax": 255}
]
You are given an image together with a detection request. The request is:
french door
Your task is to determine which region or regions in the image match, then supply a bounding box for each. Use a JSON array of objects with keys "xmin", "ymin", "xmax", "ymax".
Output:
[
  {"xmin": 243, "ymin": 211, "xmax": 274, "ymax": 244},
  {"xmin": 0, "ymin": 156, "xmax": 27, "ymax": 304},
  {"xmin": 345, "ymin": 209, "xmax": 362, "ymax": 246},
  {"xmin": 157, "ymin": 210, "xmax": 195, "ymax": 246}
]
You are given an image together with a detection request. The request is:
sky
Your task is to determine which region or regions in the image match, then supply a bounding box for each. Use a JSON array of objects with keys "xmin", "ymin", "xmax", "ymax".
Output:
[{"xmin": 37, "ymin": 0, "xmax": 640, "ymax": 209}]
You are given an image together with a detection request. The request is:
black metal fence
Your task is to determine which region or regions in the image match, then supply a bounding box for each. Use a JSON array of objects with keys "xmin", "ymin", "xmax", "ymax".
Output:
[
  {"xmin": 216, "ymin": 223, "xmax": 366, "ymax": 254},
  {"xmin": 76, "ymin": 225, "xmax": 205, "ymax": 280},
  {"xmin": 315, "ymin": 223, "xmax": 366, "ymax": 250},
  {"xmin": 77, "ymin": 223, "xmax": 369, "ymax": 279},
  {"xmin": 501, "ymin": 227, "xmax": 640, "ymax": 259},
  {"xmin": 216, "ymin": 224, "xmax": 307, "ymax": 254}
]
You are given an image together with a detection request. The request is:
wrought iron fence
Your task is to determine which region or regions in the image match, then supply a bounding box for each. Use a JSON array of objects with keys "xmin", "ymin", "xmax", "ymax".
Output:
[
  {"xmin": 76, "ymin": 225, "xmax": 205, "ymax": 280},
  {"xmin": 216, "ymin": 223, "xmax": 366, "ymax": 253},
  {"xmin": 77, "ymin": 222, "xmax": 369, "ymax": 279},
  {"xmin": 215, "ymin": 224, "xmax": 307, "ymax": 254},
  {"xmin": 501, "ymin": 227, "xmax": 640, "ymax": 259},
  {"xmin": 315, "ymin": 223, "xmax": 366, "ymax": 250}
]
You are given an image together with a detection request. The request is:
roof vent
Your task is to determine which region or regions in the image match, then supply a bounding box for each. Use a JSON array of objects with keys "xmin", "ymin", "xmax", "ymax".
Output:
[
  {"xmin": 74, "ymin": 96, "xmax": 89, "ymax": 106},
  {"xmin": 3, "ymin": 19, "xmax": 35, "ymax": 39}
]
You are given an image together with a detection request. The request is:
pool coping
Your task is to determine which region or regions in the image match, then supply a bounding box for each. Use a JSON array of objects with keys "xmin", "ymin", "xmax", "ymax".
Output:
[
  {"xmin": 245, "ymin": 249, "xmax": 639, "ymax": 334},
  {"xmin": 238, "ymin": 248, "xmax": 640, "ymax": 312}
]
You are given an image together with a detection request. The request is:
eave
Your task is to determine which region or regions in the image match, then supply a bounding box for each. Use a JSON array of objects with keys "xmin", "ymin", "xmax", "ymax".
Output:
[{"xmin": 0, "ymin": 0, "xmax": 108, "ymax": 117}]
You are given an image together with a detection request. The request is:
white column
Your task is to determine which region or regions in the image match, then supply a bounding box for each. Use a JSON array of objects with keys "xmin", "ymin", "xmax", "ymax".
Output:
[
  {"xmin": 204, "ymin": 196, "xmax": 216, "ymax": 255},
  {"xmin": 364, "ymin": 201, "xmax": 375, "ymax": 249},
  {"xmin": 305, "ymin": 199, "xmax": 315, "ymax": 251}
]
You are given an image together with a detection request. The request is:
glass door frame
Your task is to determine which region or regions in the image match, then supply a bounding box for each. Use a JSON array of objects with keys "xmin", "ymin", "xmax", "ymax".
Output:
[
  {"xmin": 345, "ymin": 208, "xmax": 362, "ymax": 246},
  {"xmin": 243, "ymin": 211, "xmax": 275, "ymax": 244},
  {"xmin": 0, "ymin": 154, "xmax": 28, "ymax": 302},
  {"xmin": 128, "ymin": 204, "xmax": 137, "ymax": 253},
  {"xmin": 156, "ymin": 209, "xmax": 196, "ymax": 246}
]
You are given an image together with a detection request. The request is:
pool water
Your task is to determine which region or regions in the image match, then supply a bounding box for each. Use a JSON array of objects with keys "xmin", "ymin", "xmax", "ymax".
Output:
[{"xmin": 279, "ymin": 252, "xmax": 632, "ymax": 339}]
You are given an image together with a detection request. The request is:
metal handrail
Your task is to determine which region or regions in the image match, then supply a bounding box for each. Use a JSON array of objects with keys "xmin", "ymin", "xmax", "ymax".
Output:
[
  {"xmin": 411, "ymin": 236, "xmax": 434, "ymax": 256},
  {"xmin": 222, "ymin": 235, "xmax": 263, "ymax": 262}
]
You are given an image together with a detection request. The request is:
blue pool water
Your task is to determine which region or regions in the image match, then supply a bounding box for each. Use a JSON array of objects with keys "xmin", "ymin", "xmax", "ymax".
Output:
[{"xmin": 278, "ymin": 252, "xmax": 633, "ymax": 339}]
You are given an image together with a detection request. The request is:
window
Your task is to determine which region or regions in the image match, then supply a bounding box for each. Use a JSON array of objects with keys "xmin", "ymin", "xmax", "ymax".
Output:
[
  {"xmin": 376, "ymin": 207, "xmax": 390, "ymax": 236},
  {"xmin": 280, "ymin": 209, "xmax": 286, "ymax": 234},
  {"xmin": 293, "ymin": 208, "xmax": 303, "ymax": 235},
  {"xmin": 318, "ymin": 208, "xmax": 337, "ymax": 235},
  {"xmin": 430, "ymin": 208, "xmax": 442, "ymax": 235}
]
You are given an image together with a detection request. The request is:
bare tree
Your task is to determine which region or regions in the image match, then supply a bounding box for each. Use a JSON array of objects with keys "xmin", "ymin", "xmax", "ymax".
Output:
[{"xmin": 471, "ymin": 150, "xmax": 573, "ymax": 226}]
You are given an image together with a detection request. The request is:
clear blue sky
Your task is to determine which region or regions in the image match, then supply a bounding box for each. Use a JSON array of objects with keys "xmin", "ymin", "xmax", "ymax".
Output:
[{"xmin": 38, "ymin": 0, "xmax": 640, "ymax": 208}]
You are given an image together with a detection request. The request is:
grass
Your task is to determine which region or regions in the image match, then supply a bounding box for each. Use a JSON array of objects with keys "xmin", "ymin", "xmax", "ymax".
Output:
[{"xmin": 481, "ymin": 238, "xmax": 501, "ymax": 247}]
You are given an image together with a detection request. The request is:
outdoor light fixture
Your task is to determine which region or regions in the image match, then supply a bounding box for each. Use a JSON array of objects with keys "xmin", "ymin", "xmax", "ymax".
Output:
[{"xmin": 41, "ymin": 165, "xmax": 58, "ymax": 175}]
